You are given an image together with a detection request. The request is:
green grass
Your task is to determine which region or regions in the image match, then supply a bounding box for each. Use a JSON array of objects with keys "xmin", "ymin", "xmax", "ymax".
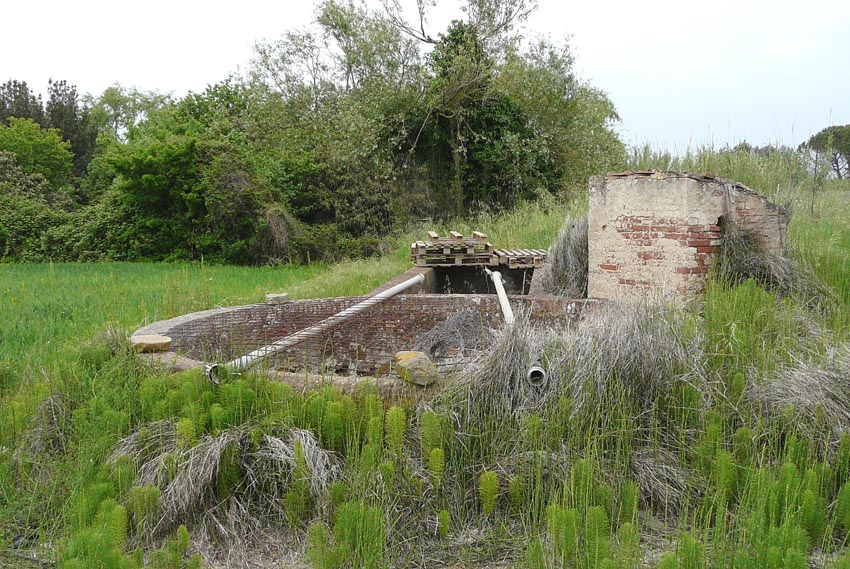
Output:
[{"xmin": 1, "ymin": 152, "xmax": 850, "ymax": 568}]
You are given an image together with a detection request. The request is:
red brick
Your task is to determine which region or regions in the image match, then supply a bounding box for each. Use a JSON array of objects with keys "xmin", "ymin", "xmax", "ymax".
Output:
[
  {"xmin": 675, "ymin": 266, "xmax": 709, "ymax": 275},
  {"xmin": 599, "ymin": 264, "xmax": 619, "ymax": 271}
]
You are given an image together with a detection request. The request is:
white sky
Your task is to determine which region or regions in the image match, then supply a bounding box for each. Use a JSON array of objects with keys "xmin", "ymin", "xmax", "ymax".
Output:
[{"xmin": 2, "ymin": 0, "xmax": 849, "ymax": 151}]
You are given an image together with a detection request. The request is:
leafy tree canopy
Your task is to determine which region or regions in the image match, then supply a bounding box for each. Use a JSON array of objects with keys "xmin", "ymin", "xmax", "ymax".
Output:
[
  {"xmin": 0, "ymin": 117, "xmax": 73, "ymax": 186},
  {"xmin": 802, "ymin": 125, "xmax": 850, "ymax": 179}
]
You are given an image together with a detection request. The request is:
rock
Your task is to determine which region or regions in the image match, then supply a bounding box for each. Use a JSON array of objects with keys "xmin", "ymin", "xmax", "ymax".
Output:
[
  {"xmin": 265, "ymin": 293, "xmax": 291, "ymax": 304},
  {"xmin": 394, "ymin": 351, "xmax": 440, "ymax": 386},
  {"xmin": 130, "ymin": 334, "xmax": 172, "ymax": 353}
]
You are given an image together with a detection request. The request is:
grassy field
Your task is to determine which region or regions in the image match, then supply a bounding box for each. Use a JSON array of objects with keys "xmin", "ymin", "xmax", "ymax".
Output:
[{"xmin": 2, "ymin": 153, "xmax": 850, "ymax": 568}]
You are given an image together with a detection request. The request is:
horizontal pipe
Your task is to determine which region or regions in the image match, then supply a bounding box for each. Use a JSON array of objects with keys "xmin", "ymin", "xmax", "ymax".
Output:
[{"xmin": 206, "ymin": 273, "xmax": 426, "ymax": 383}]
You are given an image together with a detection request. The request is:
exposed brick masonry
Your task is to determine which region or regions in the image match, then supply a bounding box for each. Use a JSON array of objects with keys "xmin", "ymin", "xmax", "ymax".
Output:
[
  {"xmin": 588, "ymin": 171, "xmax": 787, "ymax": 303},
  {"xmin": 137, "ymin": 294, "xmax": 597, "ymax": 375}
]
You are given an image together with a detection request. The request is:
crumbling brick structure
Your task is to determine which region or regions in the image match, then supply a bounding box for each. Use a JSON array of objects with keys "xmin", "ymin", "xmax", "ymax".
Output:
[{"xmin": 587, "ymin": 171, "xmax": 788, "ymax": 303}]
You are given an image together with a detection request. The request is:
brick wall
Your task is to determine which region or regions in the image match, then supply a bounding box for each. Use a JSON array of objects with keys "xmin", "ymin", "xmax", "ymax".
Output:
[
  {"xmin": 587, "ymin": 172, "xmax": 787, "ymax": 303},
  {"xmin": 137, "ymin": 294, "xmax": 597, "ymax": 375}
]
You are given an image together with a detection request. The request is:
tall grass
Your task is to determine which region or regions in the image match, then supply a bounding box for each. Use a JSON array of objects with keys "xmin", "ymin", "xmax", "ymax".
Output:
[
  {"xmin": 2, "ymin": 146, "xmax": 850, "ymax": 567},
  {"xmin": 625, "ymin": 143, "xmax": 810, "ymax": 202}
]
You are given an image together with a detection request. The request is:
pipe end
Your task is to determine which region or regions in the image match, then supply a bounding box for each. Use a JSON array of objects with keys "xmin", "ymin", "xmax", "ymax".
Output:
[
  {"xmin": 205, "ymin": 364, "xmax": 220, "ymax": 385},
  {"xmin": 526, "ymin": 365, "xmax": 547, "ymax": 387}
]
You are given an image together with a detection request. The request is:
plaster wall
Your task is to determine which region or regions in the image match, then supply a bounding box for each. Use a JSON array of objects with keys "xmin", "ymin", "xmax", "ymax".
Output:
[{"xmin": 587, "ymin": 172, "xmax": 787, "ymax": 303}]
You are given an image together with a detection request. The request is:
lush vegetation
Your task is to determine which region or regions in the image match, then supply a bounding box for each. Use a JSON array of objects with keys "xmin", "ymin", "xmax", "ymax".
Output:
[
  {"xmin": 4, "ymin": 1, "xmax": 850, "ymax": 567},
  {"xmin": 1, "ymin": 142, "xmax": 850, "ymax": 567},
  {"xmin": 0, "ymin": 0, "xmax": 622, "ymax": 265}
]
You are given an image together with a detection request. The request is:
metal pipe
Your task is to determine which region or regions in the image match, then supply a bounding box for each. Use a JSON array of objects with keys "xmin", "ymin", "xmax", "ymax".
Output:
[
  {"xmin": 485, "ymin": 268, "xmax": 514, "ymax": 326},
  {"xmin": 526, "ymin": 364, "xmax": 547, "ymax": 387},
  {"xmin": 205, "ymin": 273, "xmax": 426, "ymax": 383}
]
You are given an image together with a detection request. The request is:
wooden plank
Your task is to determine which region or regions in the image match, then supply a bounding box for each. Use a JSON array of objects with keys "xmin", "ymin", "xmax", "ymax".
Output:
[
  {"xmin": 428, "ymin": 231, "xmax": 439, "ymax": 243},
  {"xmin": 449, "ymin": 231, "xmax": 464, "ymax": 242},
  {"xmin": 472, "ymin": 231, "xmax": 488, "ymax": 241}
]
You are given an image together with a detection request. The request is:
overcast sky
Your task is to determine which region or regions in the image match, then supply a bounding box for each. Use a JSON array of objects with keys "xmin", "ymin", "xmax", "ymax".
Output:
[{"xmin": 3, "ymin": 0, "xmax": 848, "ymax": 151}]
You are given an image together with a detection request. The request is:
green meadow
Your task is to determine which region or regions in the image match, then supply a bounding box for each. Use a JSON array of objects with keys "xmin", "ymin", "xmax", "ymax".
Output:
[{"xmin": 2, "ymin": 149, "xmax": 850, "ymax": 568}]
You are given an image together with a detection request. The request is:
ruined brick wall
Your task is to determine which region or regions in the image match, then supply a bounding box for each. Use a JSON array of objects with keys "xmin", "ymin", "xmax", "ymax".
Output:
[
  {"xmin": 726, "ymin": 185, "xmax": 788, "ymax": 254},
  {"xmin": 587, "ymin": 172, "xmax": 787, "ymax": 303},
  {"xmin": 137, "ymin": 294, "xmax": 597, "ymax": 375}
]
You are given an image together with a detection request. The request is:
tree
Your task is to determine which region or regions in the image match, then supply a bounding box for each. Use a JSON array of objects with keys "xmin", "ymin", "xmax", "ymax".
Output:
[
  {"xmin": 495, "ymin": 39, "xmax": 624, "ymax": 189},
  {"xmin": 803, "ymin": 125, "xmax": 850, "ymax": 179},
  {"xmin": 0, "ymin": 151, "xmax": 71, "ymax": 260},
  {"xmin": 44, "ymin": 79, "xmax": 98, "ymax": 176},
  {"xmin": 383, "ymin": 0, "xmax": 537, "ymax": 54},
  {"xmin": 0, "ymin": 80, "xmax": 43, "ymax": 125},
  {"xmin": 87, "ymin": 85, "xmax": 172, "ymax": 142},
  {"xmin": 108, "ymin": 134, "xmax": 202, "ymax": 260},
  {"xmin": 398, "ymin": 21, "xmax": 558, "ymax": 215},
  {"xmin": 0, "ymin": 117, "xmax": 73, "ymax": 186}
]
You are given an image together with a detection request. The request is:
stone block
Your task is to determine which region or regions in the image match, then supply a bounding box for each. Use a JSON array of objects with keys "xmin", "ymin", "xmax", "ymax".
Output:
[
  {"xmin": 131, "ymin": 334, "xmax": 172, "ymax": 353},
  {"xmin": 394, "ymin": 350, "xmax": 440, "ymax": 386}
]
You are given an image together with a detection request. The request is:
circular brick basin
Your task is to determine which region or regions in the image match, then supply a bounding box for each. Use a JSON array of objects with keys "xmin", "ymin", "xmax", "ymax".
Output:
[{"xmin": 133, "ymin": 294, "xmax": 597, "ymax": 376}]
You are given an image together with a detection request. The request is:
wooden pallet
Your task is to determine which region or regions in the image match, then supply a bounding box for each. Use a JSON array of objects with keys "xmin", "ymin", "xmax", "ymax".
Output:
[
  {"xmin": 414, "ymin": 254, "xmax": 500, "ymax": 267},
  {"xmin": 412, "ymin": 230, "xmax": 495, "ymax": 266},
  {"xmin": 412, "ymin": 231, "xmax": 548, "ymax": 269},
  {"xmin": 493, "ymin": 248, "xmax": 549, "ymax": 269},
  {"xmin": 411, "ymin": 241, "xmax": 492, "ymax": 256}
]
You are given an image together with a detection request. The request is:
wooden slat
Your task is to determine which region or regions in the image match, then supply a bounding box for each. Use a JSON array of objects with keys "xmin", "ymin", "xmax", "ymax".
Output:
[
  {"xmin": 472, "ymin": 231, "xmax": 488, "ymax": 241},
  {"xmin": 449, "ymin": 230, "xmax": 464, "ymax": 242},
  {"xmin": 428, "ymin": 231, "xmax": 439, "ymax": 243}
]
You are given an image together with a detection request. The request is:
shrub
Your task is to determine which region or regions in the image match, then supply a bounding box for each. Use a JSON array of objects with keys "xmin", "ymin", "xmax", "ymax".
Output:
[
  {"xmin": 438, "ymin": 509, "xmax": 450, "ymax": 539},
  {"xmin": 332, "ymin": 501, "xmax": 385, "ymax": 569},
  {"xmin": 428, "ymin": 448, "xmax": 445, "ymax": 492},
  {"xmin": 547, "ymin": 504, "xmax": 579, "ymax": 565},
  {"xmin": 480, "ymin": 470, "xmax": 499, "ymax": 515},
  {"xmin": 385, "ymin": 406, "xmax": 406, "ymax": 460}
]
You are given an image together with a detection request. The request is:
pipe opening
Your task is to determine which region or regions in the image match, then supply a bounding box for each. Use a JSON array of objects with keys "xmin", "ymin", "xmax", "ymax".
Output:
[
  {"xmin": 526, "ymin": 365, "xmax": 547, "ymax": 387},
  {"xmin": 205, "ymin": 364, "xmax": 220, "ymax": 385}
]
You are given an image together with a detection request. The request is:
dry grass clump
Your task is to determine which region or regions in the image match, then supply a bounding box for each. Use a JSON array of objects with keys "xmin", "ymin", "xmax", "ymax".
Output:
[
  {"xmin": 243, "ymin": 429, "xmax": 341, "ymax": 517},
  {"xmin": 441, "ymin": 302, "xmax": 711, "ymax": 432},
  {"xmin": 547, "ymin": 302, "xmax": 709, "ymax": 419},
  {"xmin": 153, "ymin": 430, "xmax": 245, "ymax": 533},
  {"xmin": 12, "ymin": 393, "xmax": 68, "ymax": 479},
  {"xmin": 631, "ymin": 448, "xmax": 704, "ymax": 516},
  {"xmin": 439, "ymin": 308, "xmax": 548, "ymax": 422},
  {"xmin": 413, "ymin": 309, "xmax": 492, "ymax": 360},
  {"xmin": 720, "ymin": 222, "xmax": 827, "ymax": 307},
  {"xmin": 537, "ymin": 215, "xmax": 588, "ymax": 297},
  {"xmin": 745, "ymin": 345, "xmax": 850, "ymax": 437},
  {"xmin": 109, "ymin": 423, "xmax": 340, "ymax": 543}
]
